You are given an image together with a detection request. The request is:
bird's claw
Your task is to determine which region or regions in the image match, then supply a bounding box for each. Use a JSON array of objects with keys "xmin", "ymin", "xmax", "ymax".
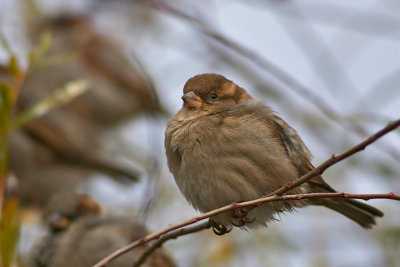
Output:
[
  {"xmin": 210, "ymin": 220, "xmax": 232, "ymax": 236},
  {"xmin": 233, "ymin": 207, "xmax": 249, "ymax": 218},
  {"xmin": 231, "ymin": 207, "xmax": 255, "ymax": 227},
  {"xmin": 231, "ymin": 216, "xmax": 255, "ymax": 227}
]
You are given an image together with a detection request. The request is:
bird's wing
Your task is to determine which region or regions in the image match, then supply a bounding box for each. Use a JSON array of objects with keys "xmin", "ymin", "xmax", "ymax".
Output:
[
  {"xmin": 271, "ymin": 113, "xmax": 336, "ymax": 193},
  {"xmin": 271, "ymin": 114, "xmax": 311, "ymax": 169},
  {"xmin": 271, "ymin": 112, "xmax": 384, "ymax": 226}
]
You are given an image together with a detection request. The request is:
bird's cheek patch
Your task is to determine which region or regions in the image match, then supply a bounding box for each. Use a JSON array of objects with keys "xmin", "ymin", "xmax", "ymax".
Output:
[
  {"xmin": 185, "ymin": 98, "xmax": 203, "ymax": 108},
  {"xmin": 221, "ymin": 82, "xmax": 236, "ymax": 97}
]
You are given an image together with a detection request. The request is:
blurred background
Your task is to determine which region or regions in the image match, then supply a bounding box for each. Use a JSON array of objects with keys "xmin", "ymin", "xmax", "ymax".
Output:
[{"xmin": 1, "ymin": 0, "xmax": 400, "ymax": 266}]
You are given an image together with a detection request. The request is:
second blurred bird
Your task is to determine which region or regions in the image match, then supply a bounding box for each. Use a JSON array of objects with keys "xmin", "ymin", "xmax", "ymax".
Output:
[{"xmin": 30, "ymin": 193, "xmax": 176, "ymax": 267}]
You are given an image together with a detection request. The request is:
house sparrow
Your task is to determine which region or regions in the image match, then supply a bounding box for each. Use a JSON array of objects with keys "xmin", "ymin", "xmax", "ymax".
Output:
[
  {"xmin": 165, "ymin": 73, "xmax": 383, "ymax": 231},
  {"xmin": 30, "ymin": 193, "xmax": 176, "ymax": 267}
]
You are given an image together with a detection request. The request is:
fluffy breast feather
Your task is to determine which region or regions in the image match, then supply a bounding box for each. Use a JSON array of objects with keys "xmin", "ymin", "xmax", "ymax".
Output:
[{"xmin": 165, "ymin": 101, "xmax": 306, "ymax": 227}]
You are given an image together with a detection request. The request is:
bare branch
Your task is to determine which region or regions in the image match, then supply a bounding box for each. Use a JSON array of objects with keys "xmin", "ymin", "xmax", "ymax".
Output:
[
  {"xmin": 133, "ymin": 221, "xmax": 210, "ymax": 267},
  {"xmin": 93, "ymin": 119, "xmax": 400, "ymax": 267},
  {"xmin": 253, "ymin": 1, "xmax": 400, "ymax": 41}
]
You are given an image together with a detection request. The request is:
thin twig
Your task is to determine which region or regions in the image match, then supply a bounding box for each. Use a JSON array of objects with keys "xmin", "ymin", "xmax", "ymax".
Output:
[
  {"xmin": 148, "ymin": 1, "xmax": 340, "ymax": 119},
  {"xmin": 250, "ymin": 1, "xmax": 400, "ymax": 40},
  {"xmin": 133, "ymin": 221, "xmax": 210, "ymax": 267}
]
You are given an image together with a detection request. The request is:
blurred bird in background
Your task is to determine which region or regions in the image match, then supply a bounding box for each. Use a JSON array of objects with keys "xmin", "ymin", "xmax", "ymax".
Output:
[
  {"xmin": 30, "ymin": 193, "xmax": 176, "ymax": 267},
  {"xmin": 6, "ymin": 13, "xmax": 164, "ymax": 207},
  {"xmin": 0, "ymin": 7, "xmax": 167, "ymax": 266}
]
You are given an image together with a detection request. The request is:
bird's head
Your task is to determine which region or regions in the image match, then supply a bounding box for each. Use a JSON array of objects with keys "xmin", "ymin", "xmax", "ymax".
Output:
[
  {"xmin": 181, "ymin": 73, "xmax": 252, "ymax": 115},
  {"xmin": 45, "ymin": 193, "xmax": 103, "ymax": 232}
]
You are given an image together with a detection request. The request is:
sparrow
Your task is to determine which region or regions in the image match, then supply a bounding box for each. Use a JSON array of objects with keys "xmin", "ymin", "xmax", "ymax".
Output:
[
  {"xmin": 165, "ymin": 73, "xmax": 383, "ymax": 232},
  {"xmin": 30, "ymin": 193, "xmax": 176, "ymax": 267}
]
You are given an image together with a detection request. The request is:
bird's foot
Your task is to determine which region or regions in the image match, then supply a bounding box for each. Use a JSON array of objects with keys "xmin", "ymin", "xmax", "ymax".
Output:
[
  {"xmin": 231, "ymin": 216, "xmax": 255, "ymax": 227},
  {"xmin": 231, "ymin": 207, "xmax": 255, "ymax": 227},
  {"xmin": 233, "ymin": 207, "xmax": 249, "ymax": 218},
  {"xmin": 210, "ymin": 219, "xmax": 232, "ymax": 236}
]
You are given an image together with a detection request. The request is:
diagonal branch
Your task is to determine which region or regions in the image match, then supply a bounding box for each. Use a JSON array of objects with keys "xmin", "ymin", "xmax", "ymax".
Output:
[
  {"xmin": 132, "ymin": 221, "xmax": 210, "ymax": 267},
  {"xmin": 93, "ymin": 119, "xmax": 400, "ymax": 267}
]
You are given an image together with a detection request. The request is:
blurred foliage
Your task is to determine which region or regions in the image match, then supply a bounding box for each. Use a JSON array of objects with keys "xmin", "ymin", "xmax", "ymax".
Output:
[
  {"xmin": 28, "ymin": 32, "xmax": 52, "ymax": 69},
  {"xmin": 7, "ymin": 57, "xmax": 20, "ymax": 78},
  {"xmin": 13, "ymin": 79, "xmax": 90, "ymax": 129},
  {"xmin": 0, "ymin": 44, "xmax": 91, "ymax": 266},
  {"xmin": 0, "ymin": 198, "xmax": 21, "ymax": 267},
  {"xmin": 0, "ymin": 57, "xmax": 21, "ymax": 267},
  {"xmin": 378, "ymin": 227, "xmax": 400, "ymax": 267},
  {"xmin": 0, "ymin": 82, "xmax": 13, "ymax": 175},
  {"xmin": 0, "ymin": 33, "xmax": 11, "ymax": 53},
  {"xmin": 205, "ymin": 235, "xmax": 235, "ymax": 265}
]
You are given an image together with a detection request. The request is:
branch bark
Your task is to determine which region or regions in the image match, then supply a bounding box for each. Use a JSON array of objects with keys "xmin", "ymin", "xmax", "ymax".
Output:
[{"xmin": 132, "ymin": 221, "xmax": 210, "ymax": 267}]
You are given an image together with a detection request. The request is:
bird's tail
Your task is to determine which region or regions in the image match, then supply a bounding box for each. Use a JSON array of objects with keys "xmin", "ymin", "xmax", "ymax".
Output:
[
  {"xmin": 306, "ymin": 177, "xmax": 384, "ymax": 229},
  {"xmin": 320, "ymin": 198, "xmax": 384, "ymax": 229}
]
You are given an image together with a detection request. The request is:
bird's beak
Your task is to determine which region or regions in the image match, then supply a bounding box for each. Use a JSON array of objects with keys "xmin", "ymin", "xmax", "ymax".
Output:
[{"xmin": 182, "ymin": 91, "xmax": 203, "ymax": 108}]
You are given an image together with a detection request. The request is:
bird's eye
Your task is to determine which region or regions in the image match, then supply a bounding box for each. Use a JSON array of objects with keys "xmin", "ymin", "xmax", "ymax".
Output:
[{"xmin": 210, "ymin": 93, "xmax": 218, "ymax": 100}]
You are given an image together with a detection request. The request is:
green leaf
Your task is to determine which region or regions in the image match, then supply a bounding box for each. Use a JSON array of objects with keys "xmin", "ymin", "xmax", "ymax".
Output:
[
  {"xmin": 28, "ymin": 31, "xmax": 52, "ymax": 67},
  {"xmin": 32, "ymin": 50, "xmax": 78, "ymax": 71},
  {"xmin": 0, "ymin": 83, "xmax": 13, "ymax": 115},
  {"xmin": 0, "ymin": 32, "xmax": 10, "ymax": 53},
  {"xmin": 7, "ymin": 56, "xmax": 19, "ymax": 77},
  {"xmin": 0, "ymin": 83, "xmax": 13, "ymax": 175},
  {"xmin": 0, "ymin": 198, "xmax": 21, "ymax": 267},
  {"xmin": 12, "ymin": 79, "xmax": 90, "ymax": 129}
]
